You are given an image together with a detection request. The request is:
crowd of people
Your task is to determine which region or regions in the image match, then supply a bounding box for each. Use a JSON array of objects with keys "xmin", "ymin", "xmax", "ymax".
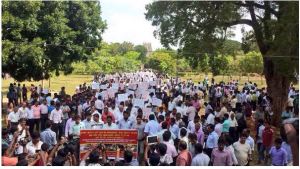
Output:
[{"xmin": 2, "ymin": 70, "xmax": 299, "ymax": 166}]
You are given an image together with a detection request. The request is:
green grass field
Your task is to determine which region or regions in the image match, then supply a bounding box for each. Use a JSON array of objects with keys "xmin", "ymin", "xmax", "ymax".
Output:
[
  {"xmin": 1, "ymin": 73, "xmax": 268, "ymax": 97},
  {"xmin": 1, "ymin": 74, "xmax": 93, "ymax": 97}
]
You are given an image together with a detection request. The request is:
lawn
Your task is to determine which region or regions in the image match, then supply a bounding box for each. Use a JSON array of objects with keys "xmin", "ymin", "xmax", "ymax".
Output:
[
  {"xmin": 1, "ymin": 74, "xmax": 93, "ymax": 98},
  {"xmin": 1, "ymin": 73, "xmax": 268, "ymax": 98}
]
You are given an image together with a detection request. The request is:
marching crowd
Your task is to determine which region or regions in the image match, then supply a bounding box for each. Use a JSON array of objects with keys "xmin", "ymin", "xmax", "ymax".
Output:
[{"xmin": 2, "ymin": 70, "xmax": 299, "ymax": 166}]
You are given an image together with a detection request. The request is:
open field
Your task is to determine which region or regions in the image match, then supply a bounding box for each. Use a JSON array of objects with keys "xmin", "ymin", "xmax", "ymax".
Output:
[
  {"xmin": 180, "ymin": 72, "xmax": 268, "ymax": 90},
  {"xmin": 1, "ymin": 74, "xmax": 93, "ymax": 97},
  {"xmin": 1, "ymin": 73, "xmax": 269, "ymax": 97}
]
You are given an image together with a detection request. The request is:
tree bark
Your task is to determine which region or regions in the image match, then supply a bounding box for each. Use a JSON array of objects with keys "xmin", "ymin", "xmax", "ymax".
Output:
[{"xmin": 263, "ymin": 57, "xmax": 290, "ymax": 126}]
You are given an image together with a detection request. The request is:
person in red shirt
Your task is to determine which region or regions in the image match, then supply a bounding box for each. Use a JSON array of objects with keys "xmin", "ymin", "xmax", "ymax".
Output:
[
  {"xmin": 101, "ymin": 106, "xmax": 115, "ymax": 123},
  {"xmin": 176, "ymin": 140, "xmax": 192, "ymax": 166},
  {"xmin": 262, "ymin": 121, "xmax": 274, "ymax": 165}
]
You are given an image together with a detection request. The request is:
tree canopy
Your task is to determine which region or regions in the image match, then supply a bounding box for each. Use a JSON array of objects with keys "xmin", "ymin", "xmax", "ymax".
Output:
[
  {"xmin": 145, "ymin": 1, "xmax": 299, "ymax": 126},
  {"xmin": 2, "ymin": 1, "xmax": 107, "ymax": 81}
]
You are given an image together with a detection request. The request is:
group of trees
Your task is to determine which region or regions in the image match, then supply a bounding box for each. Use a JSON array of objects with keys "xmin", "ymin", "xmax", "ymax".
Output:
[
  {"xmin": 71, "ymin": 39, "xmax": 262, "ymax": 77},
  {"xmin": 145, "ymin": 1, "xmax": 299, "ymax": 126},
  {"xmin": 2, "ymin": 1, "xmax": 106, "ymax": 81},
  {"xmin": 2, "ymin": 1, "xmax": 298, "ymax": 126},
  {"xmin": 71, "ymin": 42, "xmax": 144, "ymax": 74}
]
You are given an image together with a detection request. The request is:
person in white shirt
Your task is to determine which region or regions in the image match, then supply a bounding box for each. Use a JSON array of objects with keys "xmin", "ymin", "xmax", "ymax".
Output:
[
  {"xmin": 91, "ymin": 113, "xmax": 104, "ymax": 129},
  {"xmin": 114, "ymin": 105, "xmax": 124, "ymax": 123},
  {"xmin": 224, "ymin": 135, "xmax": 239, "ymax": 166},
  {"xmin": 233, "ymin": 133, "xmax": 252, "ymax": 166},
  {"xmin": 69, "ymin": 115, "xmax": 85, "ymax": 138},
  {"xmin": 228, "ymin": 113, "xmax": 238, "ymax": 141},
  {"xmin": 191, "ymin": 143, "xmax": 210, "ymax": 166},
  {"xmin": 206, "ymin": 109, "xmax": 215, "ymax": 125},
  {"xmin": 187, "ymin": 116, "xmax": 201, "ymax": 133},
  {"xmin": 7, "ymin": 107, "xmax": 20, "ymax": 128},
  {"xmin": 18, "ymin": 102, "xmax": 28, "ymax": 119},
  {"xmin": 95, "ymin": 95, "xmax": 104, "ymax": 113},
  {"xmin": 214, "ymin": 117, "xmax": 223, "ymax": 137},
  {"xmin": 40, "ymin": 100, "xmax": 49, "ymax": 131},
  {"xmin": 82, "ymin": 112, "xmax": 93, "ymax": 129},
  {"xmin": 243, "ymin": 129, "xmax": 255, "ymax": 153},
  {"xmin": 49, "ymin": 103, "xmax": 63, "ymax": 139},
  {"xmin": 103, "ymin": 116, "xmax": 118, "ymax": 129},
  {"xmin": 25, "ymin": 132, "xmax": 43, "ymax": 155},
  {"xmin": 91, "ymin": 106, "xmax": 101, "ymax": 119},
  {"xmin": 27, "ymin": 103, "xmax": 35, "ymax": 135}
]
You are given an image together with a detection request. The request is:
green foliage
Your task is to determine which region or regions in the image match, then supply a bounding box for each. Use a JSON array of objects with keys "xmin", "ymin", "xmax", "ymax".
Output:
[
  {"xmin": 145, "ymin": 51, "xmax": 176, "ymax": 75},
  {"xmin": 2, "ymin": 1, "xmax": 106, "ymax": 81},
  {"xmin": 145, "ymin": 1, "xmax": 298, "ymax": 82},
  {"xmin": 241, "ymin": 29, "xmax": 259, "ymax": 54},
  {"xmin": 209, "ymin": 55, "xmax": 230, "ymax": 76},
  {"xmin": 239, "ymin": 51, "xmax": 263, "ymax": 74},
  {"xmin": 220, "ymin": 40, "xmax": 242, "ymax": 57},
  {"xmin": 134, "ymin": 45, "xmax": 148, "ymax": 61},
  {"xmin": 72, "ymin": 43, "xmax": 142, "ymax": 74}
]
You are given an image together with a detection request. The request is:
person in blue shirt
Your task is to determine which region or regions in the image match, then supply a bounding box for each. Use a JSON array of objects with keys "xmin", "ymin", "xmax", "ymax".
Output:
[
  {"xmin": 205, "ymin": 124, "xmax": 219, "ymax": 158},
  {"xmin": 222, "ymin": 113, "xmax": 230, "ymax": 134},
  {"xmin": 48, "ymin": 100, "xmax": 55, "ymax": 115},
  {"xmin": 170, "ymin": 118, "xmax": 179, "ymax": 139},
  {"xmin": 144, "ymin": 114, "xmax": 161, "ymax": 137},
  {"xmin": 281, "ymin": 107, "xmax": 292, "ymax": 120}
]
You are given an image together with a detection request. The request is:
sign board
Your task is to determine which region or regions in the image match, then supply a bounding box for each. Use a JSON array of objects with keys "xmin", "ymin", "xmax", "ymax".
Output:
[
  {"xmin": 80, "ymin": 130, "xmax": 138, "ymax": 160},
  {"xmin": 118, "ymin": 93, "xmax": 128, "ymax": 102},
  {"xmin": 133, "ymin": 99, "xmax": 144, "ymax": 108},
  {"xmin": 112, "ymin": 83, "xmax": 119, "ymax": 90},
  {"xmin": 152, "ymin": 98, "xmax": 162, "ymax": 106},
  {"xmin": 100, "ymin": 84, "xmax": 107, "ymax": 90}
]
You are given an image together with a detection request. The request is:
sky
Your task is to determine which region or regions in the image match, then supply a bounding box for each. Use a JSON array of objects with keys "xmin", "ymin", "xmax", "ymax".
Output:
[{"xmin": 100, "ymin": 0, "xmax": 251, "ymax": 50}]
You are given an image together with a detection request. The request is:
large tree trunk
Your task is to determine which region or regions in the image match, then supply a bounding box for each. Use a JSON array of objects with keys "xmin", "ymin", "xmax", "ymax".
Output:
[{"xmin": 263, "ymin": 57, "xmax": 290, "ymax": 127}]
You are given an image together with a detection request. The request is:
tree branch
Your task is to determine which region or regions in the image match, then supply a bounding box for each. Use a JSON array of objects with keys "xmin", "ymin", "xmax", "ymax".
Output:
[
  {"xmin": 235, "ymin": 1, "xmax": 279, "ymax": 18},
  {"xmin": 247, "ymin": 1, "xmax": 268, "ymax": 55},
  {"xmin": 224, "ymin": 19, "xmax": 254, "ymax": 27}
]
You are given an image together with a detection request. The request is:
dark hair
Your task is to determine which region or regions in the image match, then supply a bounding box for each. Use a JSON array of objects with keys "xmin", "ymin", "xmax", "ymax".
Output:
[
  {"xmin": 178, "ymin": 140, "xmax": 187, "ymax": 150},
  {"xmin": 215, "ymin": 117, "xmax": 221, "ymax": 123},
  {"xmin": 188, "ymin": 133, "xmax": 197, "ymax": 141},
  {"xmin": 136, "ymin": 115, "xmax": 143, "ymax": 119},
  {"xmin": 41, "ymin": 143, "xmax": 49, "ymax": 151},
  {"xmin": 31, "ymin": 132, "xmax": 40, "ymax": 140},
  {"xmin": 275, "ymin": 138, "xmax": 283, "ymax": 145},
  {"xmin": 45, "ymin": 120, "xmax": 52, "ymax": 128},
  {"xmin": 16, "ymin": 159, "xmax": 28, "ymax": 166},
  {"xmin": 240, "ymin": 133, "xmax": 247, "ymax": 138},
  {"xmin": 2, "ymin": 128, "xmax": 9, "ymax": 137},
  {"xmin": 124, "ymin": 150, "xmax": 133, "ymax": 163},
  {"xmin": 194, "ymin": 143, "xmax": 203, "ymax": 154},
  {"xmin": 207, "ymin": 124, "xmax": 215, "ymax": 131},
  {"xmin": 115, "ymin": 161, "xmax": 125, "ymax": 166},
  {"xmin": 162, "ymin": 131, "xmax": 171, "ymax": 141},
  {"xmin": 52, "ymin": 156, "xmax": 65, "ymax": 166},
  {"xmin": 161, "ymin": 121, "xmax": 168, "ymax": 129},
  {"xmin": 224, "ymin": 113, "xmax": 229, "ymax": 119},
  {"xmin": 107, "ymin": 115, "xmax": 112, "ymax": 120},
  {"xmin": 156, "ymin": 143, "xmax": 167, "ymax": 155},
  {"xmin": 180, "ymin": 128, "xmax": 187, "ymax": 137},
  {"xmin": 158, "ymin": 115, "xmax": 165, "ymax": 121},
  {"xmin": 218, "ymin": 138, "xmax": 226, "ymax": 145},
  {"xmin": 149, "ymin": 153, "xmax": 160, "ymax": 166},
  {"xmin": 225, "ymin": 135, "xmax": 234, "ymax": 145},
  {"xmin": 149, "ymin": 114, "xmax": 155, "ymax": 120},
  {"xmin": 17, "ymin": 153, "xmax": 27, "ymax": 161},
  {"xmin": 89, "ymin": 150, "xmax": 99, "ymax": 163},
  {"xmin": 57, "ymin": 149, "xmax": 67, "ymax": 157}
]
